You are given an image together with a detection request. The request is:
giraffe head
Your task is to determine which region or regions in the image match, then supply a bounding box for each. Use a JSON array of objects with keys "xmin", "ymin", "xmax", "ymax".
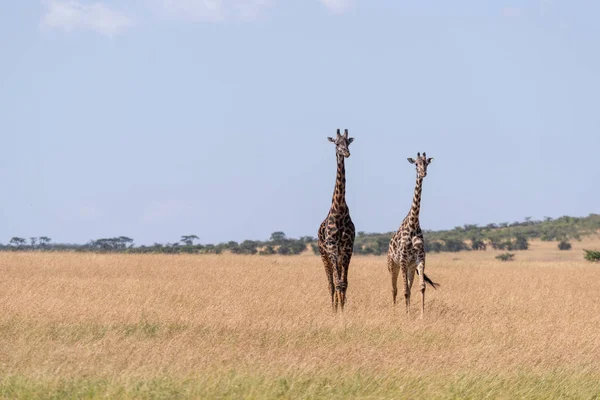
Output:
[
  {"xmin": 407, "ymin": 152, "xmax": 433, "ymax": 178},
  {"xmin": 327, "ymin": 129, "xmax": 354, "ymax": 158}
]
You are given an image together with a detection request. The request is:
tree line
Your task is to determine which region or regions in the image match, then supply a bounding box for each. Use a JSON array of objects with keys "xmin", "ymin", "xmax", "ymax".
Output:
[{"xmin": 2, "ymin": 214, "xmax": 599, "ymax": 256}]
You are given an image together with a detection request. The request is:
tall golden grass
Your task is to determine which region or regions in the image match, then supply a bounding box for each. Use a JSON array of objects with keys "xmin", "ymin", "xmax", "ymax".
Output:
[{"xmin": 1, "ymin": 238, "xmax": 600, "ymax": 399}]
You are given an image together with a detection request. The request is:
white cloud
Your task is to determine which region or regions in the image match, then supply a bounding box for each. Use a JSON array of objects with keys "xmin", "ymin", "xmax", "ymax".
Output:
[
  {"xmin": 41, "ymin": 0, "xmax": 134, "ymax": 37},
  {"xmin": 147, "ymin": 0, "xmax": 272, "ymax": 22},
  {"xmin": 147, "ymin": 0, "xmax": 225, "ymax": 22},
  {"xmin": 320, "ymin": 0, "xmax": 353, "ymax": 14},
  {"xmin": 40, "ymin": 0, "xmax": 273, "ymax": 37},
  {"xmin": 235, "ymin": 0, "xmax": 272, "ymax": 21}
]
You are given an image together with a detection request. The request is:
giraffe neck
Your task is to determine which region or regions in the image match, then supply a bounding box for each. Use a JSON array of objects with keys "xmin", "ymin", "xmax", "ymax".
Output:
[
  {"xmin": 407, "ymin": 175, "xmax": 424, "ymax": 230},
  {"xmin": 331, "ymin": 153, "xmax": 347, "ymax": 210}
]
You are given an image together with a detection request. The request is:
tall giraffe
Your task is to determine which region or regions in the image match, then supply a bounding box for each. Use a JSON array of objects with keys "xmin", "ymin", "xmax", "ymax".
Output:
[
  {"xmin": 388, "ymin": 152, "xmax": 439, "ymax": 318},
  {"xmin": 318, "ymin": 129, "xmax": 356, "ymax": 312}
]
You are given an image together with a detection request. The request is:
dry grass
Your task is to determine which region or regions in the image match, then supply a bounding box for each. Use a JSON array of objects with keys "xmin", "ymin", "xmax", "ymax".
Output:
[{"xmin": 1, "ymin": 239, "xmax": 600, "ymax": 399}]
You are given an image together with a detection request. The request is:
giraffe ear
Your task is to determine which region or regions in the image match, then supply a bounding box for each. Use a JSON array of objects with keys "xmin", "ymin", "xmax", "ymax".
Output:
[
  {"xmin": 327, "ymin": 137, "xmax": 335, "ymax": 143},
  {"xmin": 427, "ymin": 158, "xmax": 433, "ymax": 164},
  {"xmin": 348, "ymin": 138, "xmax": 354, "ymax": 144},
  {"xmin": 407, "ymin": 158, "xmax": 416, "ymax": 164}
]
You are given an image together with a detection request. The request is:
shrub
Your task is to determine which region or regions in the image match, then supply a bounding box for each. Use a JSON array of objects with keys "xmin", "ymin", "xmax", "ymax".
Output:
[
  {"xmin": 471, "ymin": 238, "xmax": 486, "ymax": 251},
  {"xmin": 583, "ymin": 249, "xmax": 600, "ymax": 262},
  {"xmin": 287, "ymin": 241, "xmax": 307, "ymax": 255},
  {"xmin": 259, "ymin": 245, "xmax": 275, "ymax": 255},
  {"xmin": 558, "ymin": 241, "xmax": 572, "ymax": 251},
  {"xmin": 425, "ymin": 241, "xmax": 443, "ymax": 253},
  {"xmin": 496, "ymin": 253, "xmax": 515, "ymax": 262},
  {"xmin": 277, "ymin": 245, "xmax": 291, "ymax": 255},
  {"xmin": 514, "ymin": 235, "xmax": 529, "ymax": 250}
]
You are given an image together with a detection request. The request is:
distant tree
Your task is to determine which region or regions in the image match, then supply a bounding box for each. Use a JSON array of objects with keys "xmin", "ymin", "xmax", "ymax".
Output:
[
  {"xmin": 91, "ymin": 238, "xmax": 113, "ymax": 251},
  {"xmin": 180, "ymin": 235, "xmax": 199, "ymax": 246},
  {"xmin": 277, "ymin": 245, "xmax": 291, "ymax": 255},
  {"xmin": 9, "ymin": 237, "xmax": 26, "ymax": 249},
  {"xmin": 357, "ymin": 231, "xmax": 366, "ymax": 238},
  {"xmin": 514, "ymin": 235, "xmax": 529, "ymax": 250},
  {"xmin": 30, "ymin": 237, "xmax": 37, "ymax": 249},
  {"xmin": 471, "ymin": 238, "xmax": 486, "ymax": 251},
  {"xmin": 270, "ymin": 232, "xmax": 287, "ymax": 243},
  {"xmin": 488, "ymin": 238, "xmax": 502, "ymax": 250},
  {"xmin": 558, "ymin": 241, "xmax": 572, "ymax": 251},
  {"xmin": 231, "ymin": 240, "xmax": 258, "ymax": 255},
  {"xmin": 374, "ymin": 237, "xmax": 390, "ymax": 255},
  {"xmin": 425, "ymin": 241, "xmax": 443, "ymax": 253},
  {"xmin": 361, "ymin": 246, "xmax": 374, "ymax": 255},
  {"xmin": 117, "ymin": 236, "xmax": 134, "ymax": 249},
  {"xmin": 39, "ymin": 236, "xmax": 52, "ymax": 247},
  {"xmin": 289, "ymin": 241, "xmax": 306, "ymax": 254},
  {"xmin": 496, "ymin": 240, "xmax": 512, "ymax": 250}
]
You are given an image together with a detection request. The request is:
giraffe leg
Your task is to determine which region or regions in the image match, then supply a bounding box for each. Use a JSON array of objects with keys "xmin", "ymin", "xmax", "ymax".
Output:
[
  {"xmin": 414, "ymin": 241, "xmax": 426, "ymax": 319},
  {"xmin": 328, "ymin": 253, "xmax": 342, "ymax": 313},
  {"xmin": 388, "ymin": 256, "xmax": 400, "ymax": 305},
  {"xmin": 318, "ymin": 240, "xmax": 336, "ymax": 312},
  {"xmin": 338, "ymin": 250, "xmax": 352, "ymax": 311},
  {"xmin": 328, "ymin": 273, "xmax": 335, "ymax": 311},
  {"xmin": 417, "ymin": 261, "xmax": 425, "ymax": 319},
  {"xmin": 333, "ymin": 289, "xmax": 339, "ymax": 312},
  {"xmin": 337, "ymin": 288, "xmax": 345, "ymax": 312},
  {"xmin": 401, "ymin": 264, "xmax": 410, "ymax": 314}
]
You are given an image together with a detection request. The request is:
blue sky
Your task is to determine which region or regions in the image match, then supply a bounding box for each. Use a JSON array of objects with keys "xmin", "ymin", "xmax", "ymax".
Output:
[{"xmin": 1, "ymin": 1, "xmax": 599, "ymax": 245}]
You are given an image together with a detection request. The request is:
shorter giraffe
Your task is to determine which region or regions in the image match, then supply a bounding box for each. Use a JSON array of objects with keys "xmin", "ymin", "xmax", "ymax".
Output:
[
  {"xmin": 318, "ymin": 129, "xmax": 356, "ymax": 312},
  {"xmin": 388, "ymin": 152, "xmax": 439, "ymax": 318}
]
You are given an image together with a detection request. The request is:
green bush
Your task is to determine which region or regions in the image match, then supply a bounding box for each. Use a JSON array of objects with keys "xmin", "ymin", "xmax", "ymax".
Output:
[
  {"xmin": 514, "ymin": 235, "xmax": 529, "ymax": 250},
  {"xmin": 496, "ymin": 253, "xmax": 515, "ymax": 262},
  {"xmin": 583, "ymin": 249, "xmax": 600, "ymax": 262},
  {"xmin": 259, "ymin": 245, "xmax": 275, "ymax": 255},
  {"xmin": 277, "ymin": 245, "xmax": 291, "ymax": 255}
]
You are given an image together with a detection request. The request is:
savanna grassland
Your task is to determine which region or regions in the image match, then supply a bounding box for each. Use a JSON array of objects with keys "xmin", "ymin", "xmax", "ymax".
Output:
[{"xmin": 1, "ymin": 239, "xmax": 600, "ymax": 399}]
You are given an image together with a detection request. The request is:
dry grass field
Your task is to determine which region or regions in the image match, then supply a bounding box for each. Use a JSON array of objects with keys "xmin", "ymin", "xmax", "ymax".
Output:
[{"xmin": 2, "ymin": 238, "xmax": 600, "ymax": 399}]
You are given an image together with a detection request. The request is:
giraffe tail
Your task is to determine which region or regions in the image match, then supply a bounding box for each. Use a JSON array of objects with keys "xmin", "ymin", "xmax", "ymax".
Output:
[{"xmin": 422, "ymin": 273, "xmax": 440, "ymax": 290}]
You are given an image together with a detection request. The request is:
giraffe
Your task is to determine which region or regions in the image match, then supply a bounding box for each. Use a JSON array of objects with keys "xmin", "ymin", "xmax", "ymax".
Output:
[
  {"xmin": 318, "ymin": 129, "xmax": 356, "ymax": 312},
  {"xmin": 388, "ymin": 152, "xmax": 439, "ymax": 318}
]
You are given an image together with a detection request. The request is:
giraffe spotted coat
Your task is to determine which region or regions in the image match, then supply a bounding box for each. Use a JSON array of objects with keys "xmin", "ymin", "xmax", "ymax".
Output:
[
  {"xmin": 388, "ymin": 152, "xmax": 439, "ymax": 318},
  {"xmin": 318, "ymin": 129, "xmax": 355, "ymax": 312}
]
